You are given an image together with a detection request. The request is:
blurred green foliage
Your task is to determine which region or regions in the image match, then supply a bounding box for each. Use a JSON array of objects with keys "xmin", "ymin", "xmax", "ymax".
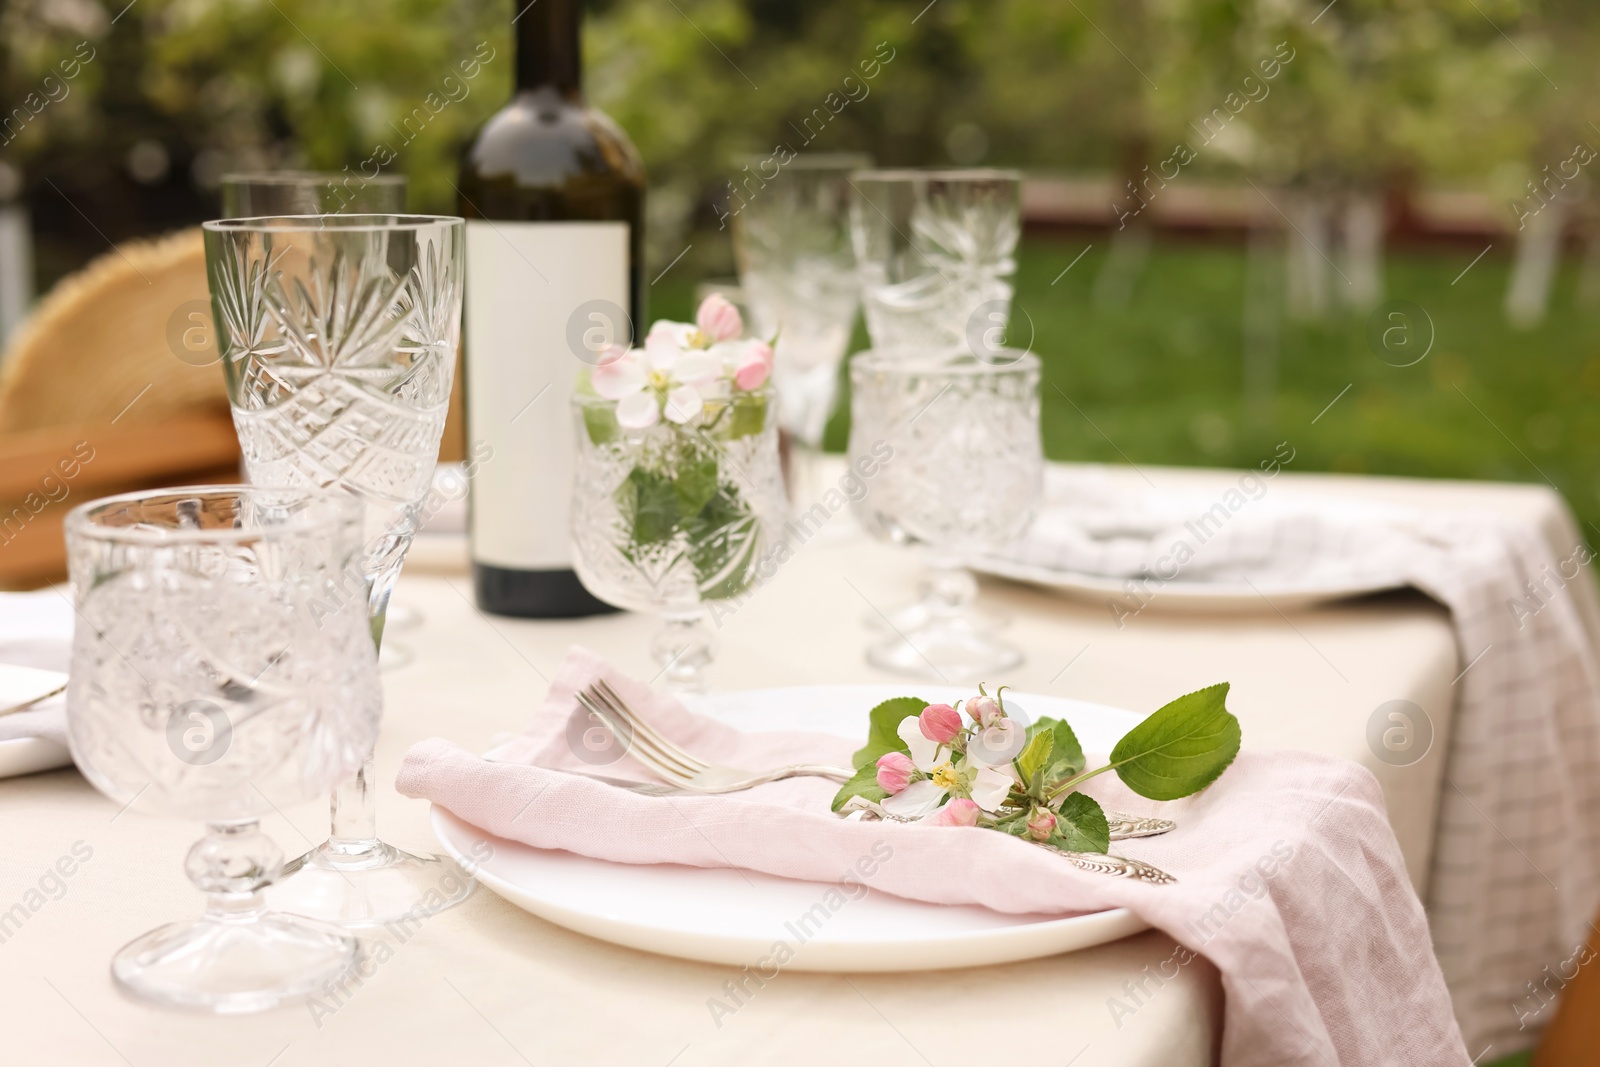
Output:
[{"xmin": 4, "ymin": 0, "xmax": 1593, "ymax": 228}]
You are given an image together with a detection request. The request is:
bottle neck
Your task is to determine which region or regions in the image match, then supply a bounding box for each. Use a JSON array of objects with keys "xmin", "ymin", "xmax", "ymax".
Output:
[{"xmin": 516, "ymin": 0, "xmax": 582, "ymax": 96}]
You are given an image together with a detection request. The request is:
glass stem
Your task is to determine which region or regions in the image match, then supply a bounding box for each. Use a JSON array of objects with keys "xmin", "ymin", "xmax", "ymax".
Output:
[
  {"xmin": 921, "ymin": 555, "xmax": 978, "ymax": 622},
  {"xmin": 328, "ymin": 756, "xmax": 380, "ymax": 855},
  {"xmin": 652, "ymin": 612, "xmax": 716, "ymax": 693},
  {"xmin": 324, "ymin": 555, "xmax": 404, "ymax": 859},
  {"xmin": 188, "ymin": 820, "xmax": 281, "ymax": 922}
]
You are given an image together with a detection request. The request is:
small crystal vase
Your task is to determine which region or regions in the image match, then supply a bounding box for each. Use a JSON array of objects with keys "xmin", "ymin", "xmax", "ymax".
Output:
[{"xmin": 570, "ymin": 386, "xmax": 786, "ymax": 692}]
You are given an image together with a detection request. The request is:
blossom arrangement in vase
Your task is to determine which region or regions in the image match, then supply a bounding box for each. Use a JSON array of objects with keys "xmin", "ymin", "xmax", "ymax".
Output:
[{"xmin": 570, "ymin": 295, "xmax": 784, "ymax": 690}]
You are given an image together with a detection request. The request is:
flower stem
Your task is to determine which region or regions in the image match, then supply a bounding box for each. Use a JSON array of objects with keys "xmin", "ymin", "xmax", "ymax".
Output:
[{"xmin": 1045, "ymin": 757, "xmax": 1133, "ymax": 803}]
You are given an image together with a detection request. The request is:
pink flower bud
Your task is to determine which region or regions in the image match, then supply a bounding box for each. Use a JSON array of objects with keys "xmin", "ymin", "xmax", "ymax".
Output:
[
  {"xmin": 1026, "ymin": 807, "xmax": 1057, "ymax": 841},
  {"xmin": 734, "ymin": 342, "xmax": 772, "ymax": 390},
  {"xmin": 931, "ymin": 798, "xmax": 981, "ymax": 827},
  {"xmin": 696, "ymin": 293, "xmax": 744, "ymax": 342},
  {"xmin": 966, "ymin": 695, "xmax": 1001, "ymax": 727},
  {"xmin": 918, "ymin": 703, "xmax": 962, "ymax": 744},
  {"xmin": 875, "ymin": 751, "xmax": 914, "ymax": 795}
]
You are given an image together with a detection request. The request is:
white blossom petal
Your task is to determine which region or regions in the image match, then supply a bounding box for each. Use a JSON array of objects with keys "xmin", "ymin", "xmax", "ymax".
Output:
[
  {"xmin": 591, "ymin": 357, "xmax": 646, "ymax": 400},
  {"xmin": 662, "ymin": 384, "xmax": 704, "ymax": 424},
  {"xmin": 615, "ymin": 391, "xmax": 660, "ymax": 429},
  {"xmin": 896, "ymin": 716, "xmax": 943, "ymax": 772},
  {"xmin": 881, "ymin": 779, "xmax": 947, "ymax": 818},
  {"xmin": 966, "ymin": 718, "xmax": 1025, "ymax": 767},
  {"xmin": 672, "ymin": 351, "xmax": 717, "ymax": 386},
  {"xmin": 968, "ymin": 765, "xmax": 1014, "ymax": 812}
]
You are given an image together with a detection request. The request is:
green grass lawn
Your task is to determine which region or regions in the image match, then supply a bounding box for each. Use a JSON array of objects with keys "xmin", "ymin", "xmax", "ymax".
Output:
[{"xmin": 659, "ymin": 235, "xmax": 1600, "ymax": 539}]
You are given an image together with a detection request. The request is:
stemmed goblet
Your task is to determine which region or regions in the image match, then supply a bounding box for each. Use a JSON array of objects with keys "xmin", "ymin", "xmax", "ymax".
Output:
[
  {"xmin": 849, "ymin": 168, "xmax": 1021, "ymax": 357},
  {"xmin": 202, "ymin": 213, "xmax": 468, "ymax": 926},
  {"xmin": 569, "ymin": 384, "xmax": 786, "ymax": 693},
  {"xmin": 730, "ymin": 153, "xmax": 870, "ymax": 507},
  {"xmin": 64, "ymin": 487, "xmax": 378, "ymax": 1011},
  {"xmin": 848, "ymin": 350, "xmax": 1042, "ymax": 679}
]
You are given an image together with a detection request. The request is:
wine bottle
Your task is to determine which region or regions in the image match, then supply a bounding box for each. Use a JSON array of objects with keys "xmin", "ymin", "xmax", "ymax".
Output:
[{"xmin": 458, "ymin": 0, "xmax": 645, "ymax": 617}]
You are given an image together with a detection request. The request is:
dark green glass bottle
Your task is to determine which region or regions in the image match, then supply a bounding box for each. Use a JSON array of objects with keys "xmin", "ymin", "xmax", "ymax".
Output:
[{"xmin": 458, "ymin": 0, "xmax": 646, "ymax": 617}]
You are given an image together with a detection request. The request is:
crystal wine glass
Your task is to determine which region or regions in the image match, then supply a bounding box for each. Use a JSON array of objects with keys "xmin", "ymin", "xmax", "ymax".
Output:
[
  {"xmin": 219, "ymin": 175, "xmax": 423, "ymax": 660},
  {"xmin": 848, "ymin": 350, "xmax": 1042, "ymax": 679},
  {"xmin": 569, "ymin": 387, "xmax": 786, "ymax": 692},
  {"xmin": 202, "ymin": 213, "xmax": 469, "ymax": 926},
  {"xmin": 849, "ymin": 168, "xmax": 1021, "ymax": 357},
  {"xmin": 221, "ymin": 170, "xmax": 407, "ymax": 217},
  {"xmin": 64, "ymin": 486, "xmax": 378, "ymax": 1012},
  {"xmin": 730, "ymin": 153, "xmax": 870, "ymax": 507}
]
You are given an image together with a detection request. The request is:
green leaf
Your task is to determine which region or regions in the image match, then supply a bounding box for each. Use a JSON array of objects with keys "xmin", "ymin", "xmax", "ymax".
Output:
[
  {"xmin": 684, "ymin": 487, "xmax": 758, "ymax": 600},
  {"xmin": 673, "ymin": 452, "xmax": 720, "ymax": 515},
  {"xmin": 1015, "ymin": 730, "xmax": 1053, "ymax": 790},
  {"xmin": 1050, "ymin": 791, "xmax": 1110, "ymax": 853},
  {"xmin": 1108, "ymin": 682, "xmax": 1241, "ymax": 801},
  {"xmin": 1030, "ymin": 716, "xmax": 1085, "ymax": 781},
  {"xmin": 849, "ymin": 696, "xmax": 926, "ymax": 770},
  {"xmin": 830, "ymin": 763, "xmax": 888, "ymax": 812},
  {"xmin": 726, "ymin": 392, "xmax": 768, "ymax": 439},
  {"xmin": 616, "ymin": 467, "xmax": 680, "ymax": 546},
  {"xmin": 581, "ymin": 402, "xmax": 619, "ymax": 445}
]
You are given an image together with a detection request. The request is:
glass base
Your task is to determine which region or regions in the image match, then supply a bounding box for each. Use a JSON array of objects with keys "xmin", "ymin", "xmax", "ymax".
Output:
[
  {"xmin": 866, "ymin": 618, "xmax": 1024, "ymax": 682},
  {"xmin": 112, "ymin": 911, "xmax": 358, "ymax": 1013},
  {"xmin": 267, "ymin": 839, "xmax": 475, "ymax": 930}
]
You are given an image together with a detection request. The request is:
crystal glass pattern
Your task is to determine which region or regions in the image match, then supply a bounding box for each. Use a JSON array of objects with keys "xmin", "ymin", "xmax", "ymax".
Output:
[
  {"xmin": 849, "ymin": 351, "xmax": 1042, "ymax": 679},
  {"xmin": 570, "ymin": 389, "xmax": 786, "ymax": 691},
  {"xmin": 65, "ymin": 486, "xmax": 377, "ymax": 1012},
  {"xmin": 849, "ymin": 169, "xmax": 1021, "ymax": 357},
  {"xmin": 732, "ymin": 154, "xmax": 869, "ymax": 451},
  {"xmin": 202, "ymin": 213, "xmax": 469, "ymax": 926}
]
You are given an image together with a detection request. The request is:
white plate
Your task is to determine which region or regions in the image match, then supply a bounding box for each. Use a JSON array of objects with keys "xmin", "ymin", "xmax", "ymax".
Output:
[
  {"xmin": 429, "ymin": 684, "xmax": 1153, "ymax": 972},
  {"xmin": 972, "ymin": 555, "xmax": 1400, "ymax": 614},
  {"xmin": 0, "ymin": 737, "xmax": 72, "ymax": 778}
]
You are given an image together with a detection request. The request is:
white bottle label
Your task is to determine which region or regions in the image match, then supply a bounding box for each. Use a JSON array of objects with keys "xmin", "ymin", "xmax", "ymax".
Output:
[{"xmin": 464, "ymin": 219, "xmax": 630, "ymax": 570}]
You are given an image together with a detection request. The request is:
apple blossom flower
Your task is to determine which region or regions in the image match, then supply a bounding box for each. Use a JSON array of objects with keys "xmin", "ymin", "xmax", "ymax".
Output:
[
  {"xmin": 696, "ymin": 293, "xmax": 744, "ymax": 342},
  {"xmin": 967, "ymin": 717, "xmax": 1026, "ymax": 768},
  {"xmin": 918, "ymin": 703, "xmax": 961, "ymax": 744},
  {"xmin": 733, "ymin": 340, "xmax": 773, "ymax": 391},
  {"xmin": 929, "ymin": 798, "xmax": 981, "ymax": 827},
  {"xmin": 1026, "ymin": 807, "xmax": 1057, "ymax": 841},
  {"xmin": 966, "ymin": 694, "xmax": 1001, "ymax": 727},
  {"xmin": 881, "ymin": 715, "xmax": 1015, "ymax": 818},
  {"xmin": 590, "ymin": 339, "xmax": 718, "ymax": 428},
  {"xmin": 875, "ymin": 751, "xmax": 914, "ymax": 795}
]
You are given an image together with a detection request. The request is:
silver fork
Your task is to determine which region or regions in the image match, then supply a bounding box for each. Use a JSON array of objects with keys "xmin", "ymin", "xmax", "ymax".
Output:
[
  {"xmin": 576, "ymin": 681, "xmax": 1177, "ymax": 842},
  {"xmin": 576, "ymin": 680, "xmax": 856, "ymax": 792}
]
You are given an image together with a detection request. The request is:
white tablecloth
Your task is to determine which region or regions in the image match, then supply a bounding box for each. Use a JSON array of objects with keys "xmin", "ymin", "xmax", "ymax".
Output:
[{"xmin": 5, "ymin": 460, "xmax": 1589, "ymax": 1066}]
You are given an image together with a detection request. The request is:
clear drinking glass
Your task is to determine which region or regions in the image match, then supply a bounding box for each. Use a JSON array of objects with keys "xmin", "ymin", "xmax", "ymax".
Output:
[
  {"xmin": 219, "ymin": 173, "xmax": 415, "ymax": 666},
  {"xmin": 848, "ymin": 351, "xmax": 1042, "ymax": 680},
  {"xmin": 221, "ymin": 170, "xmax": 407, "ymax": 217},
  {"xmin": 64, "ymin": 486, "xmax": 378, "ymax": 1012},
  {"xmin": 202, "ymin": 213, "xmax": 468, "ymax": 926},
  {"xmin": 570, "ymin": 387, "xmax": 786, "ymax": 692},
  {"xmin": 849, "ymin": 168, "xmax": 1022, "ymax": 357},
  {"xmin": 731, "ymin": 154, "xmax": 870, "ymax": 502}
]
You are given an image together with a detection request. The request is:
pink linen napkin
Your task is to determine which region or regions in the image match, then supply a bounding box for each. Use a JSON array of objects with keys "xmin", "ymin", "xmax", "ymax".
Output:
[{"xmin": 397, "ymin": 646, "xmax": 1470, "ymax": 1067}]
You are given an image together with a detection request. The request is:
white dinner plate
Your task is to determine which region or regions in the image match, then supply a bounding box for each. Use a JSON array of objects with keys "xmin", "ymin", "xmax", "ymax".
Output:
[
  {"xmin": 0, "ymin": 737, "xmax": 72, "ymax": 779},
  {"xmin": 429, "ymin": 684, "xmax": 1153, "ymax": 972},
  {"xmin": 972, "ymin": 555, "xmax": 1400, "ymax": 614}
]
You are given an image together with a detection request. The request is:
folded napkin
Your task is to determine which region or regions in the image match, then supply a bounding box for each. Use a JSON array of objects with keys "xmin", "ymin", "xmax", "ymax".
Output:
[
  {"xmin": 399, "ymin": 647, "xmax": 1469, "ymax": 1067},
  {"xmin": 991, "ymin": 465, "xmax": 1600, "ymax": 1055},
  {"xmin": 0, "ymin": 590, "xmax": 73, "ymax": 744}
]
